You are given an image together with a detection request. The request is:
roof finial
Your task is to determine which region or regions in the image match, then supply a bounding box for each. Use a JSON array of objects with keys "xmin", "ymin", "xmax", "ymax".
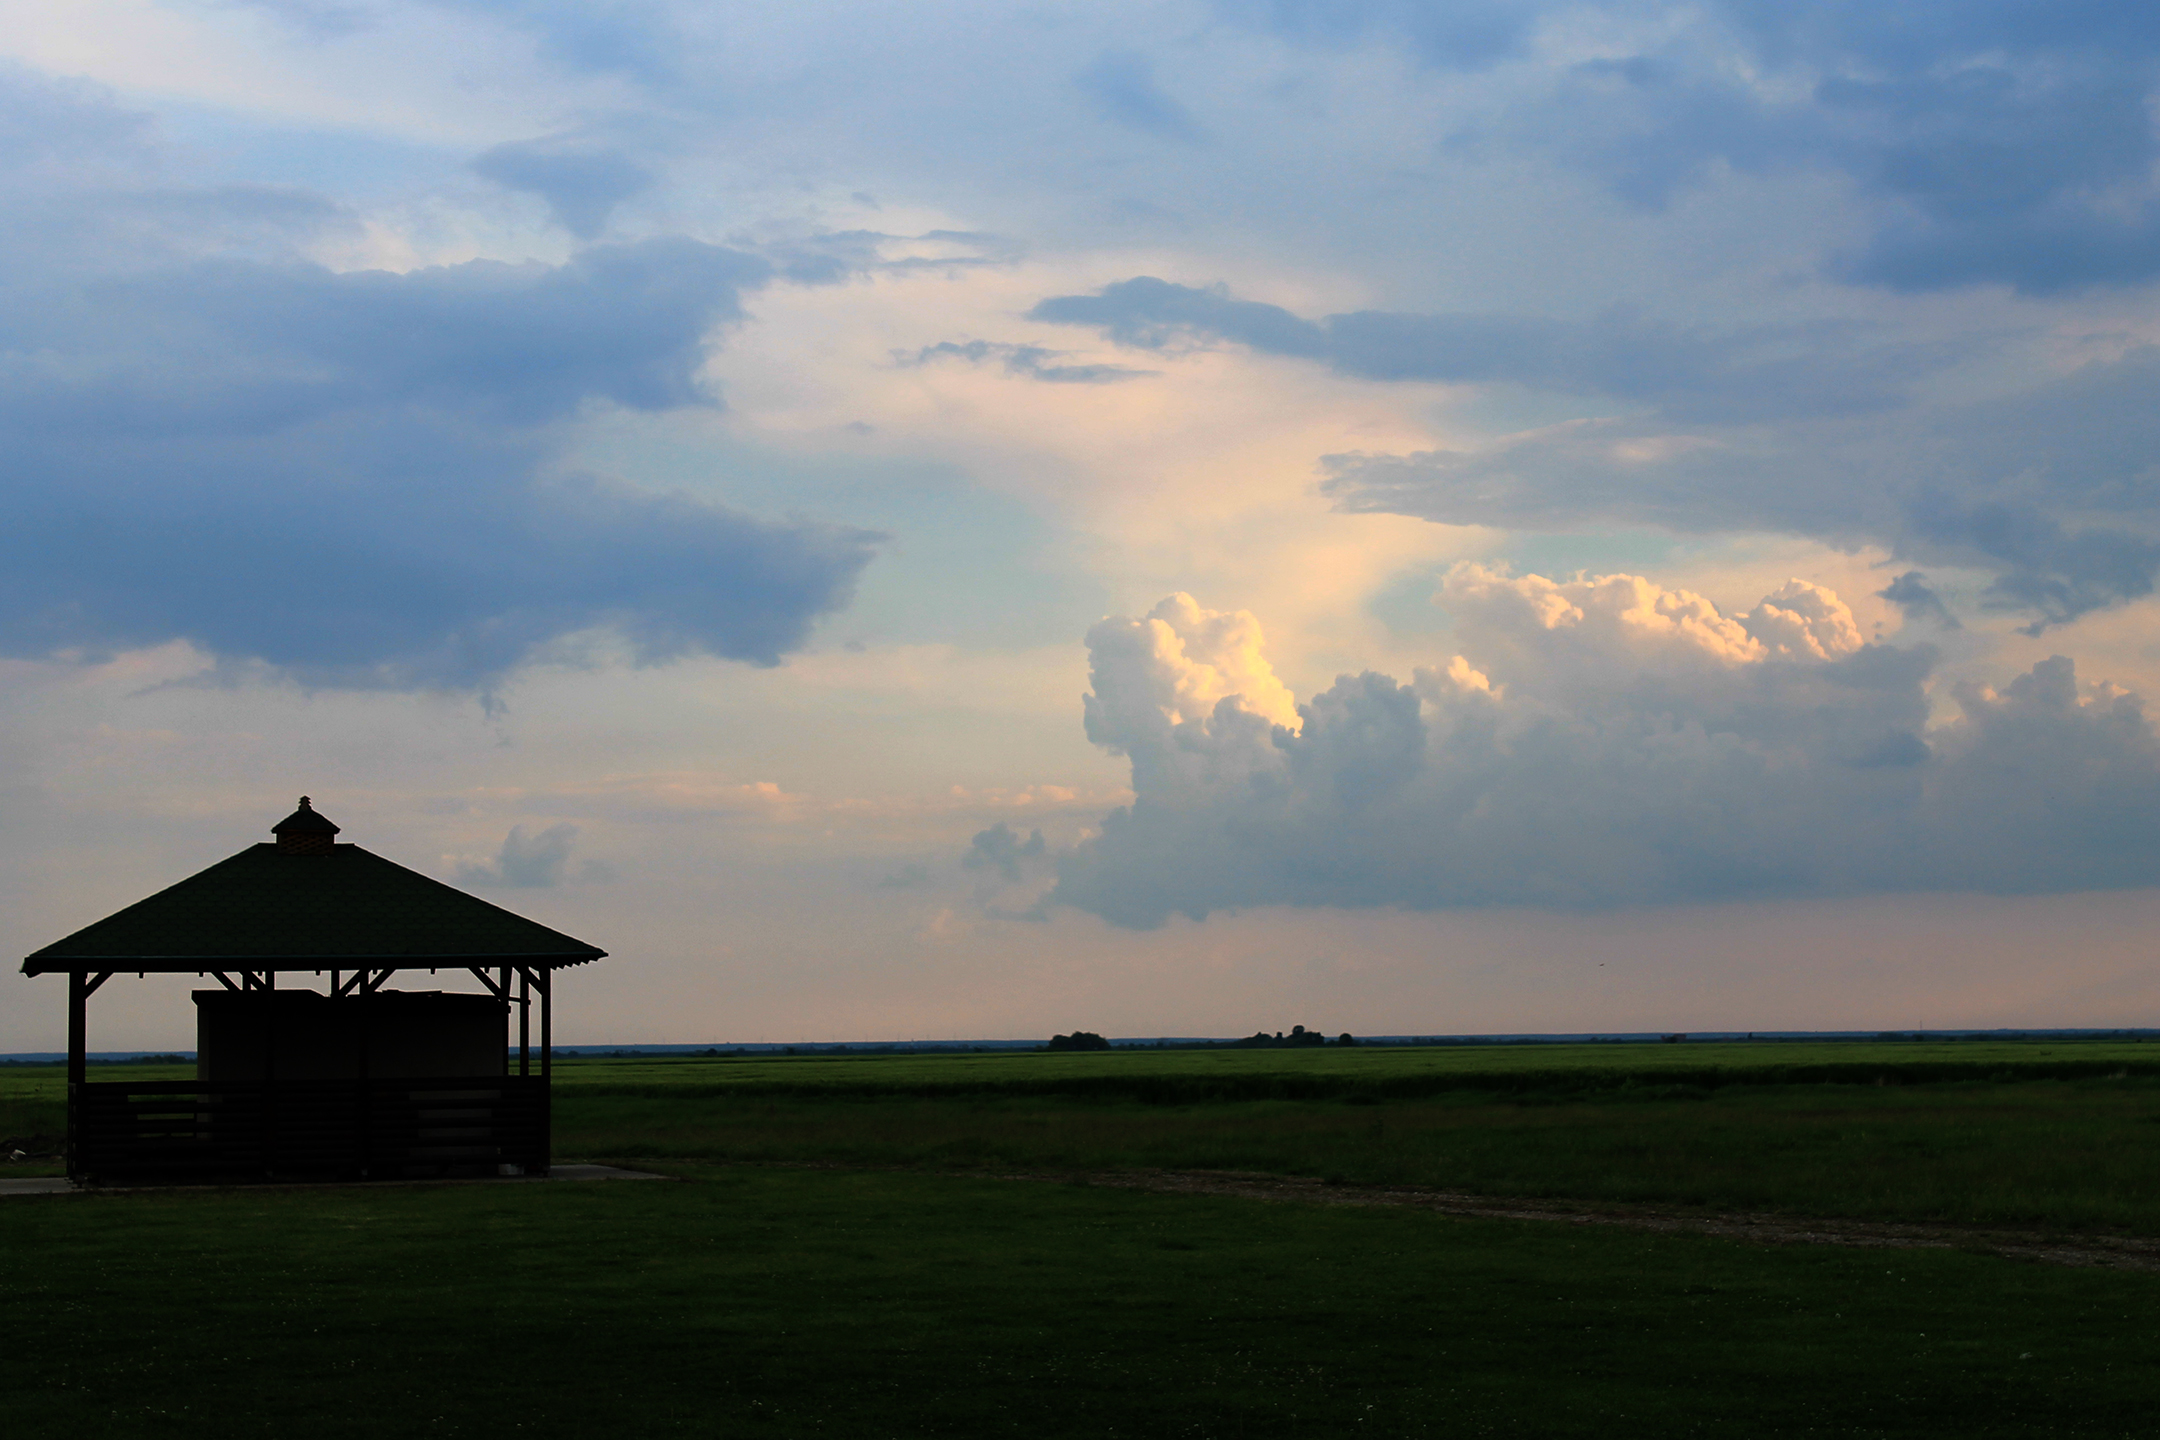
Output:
[{"xmin": 273, "ymin": 796, "xmax": 339, "ymax": 851}]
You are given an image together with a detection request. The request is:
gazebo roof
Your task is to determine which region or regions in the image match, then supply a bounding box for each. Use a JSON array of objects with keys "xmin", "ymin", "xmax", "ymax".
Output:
[{"xmin": 22, "ymin": 836, "xmax": 607, "ymax": 975}]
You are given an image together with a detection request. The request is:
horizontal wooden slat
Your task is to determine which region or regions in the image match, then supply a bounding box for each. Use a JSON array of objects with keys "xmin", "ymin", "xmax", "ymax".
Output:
[{"xmin": 74, "ymin": 1075, "xmax": 548, "ymax": 1180}]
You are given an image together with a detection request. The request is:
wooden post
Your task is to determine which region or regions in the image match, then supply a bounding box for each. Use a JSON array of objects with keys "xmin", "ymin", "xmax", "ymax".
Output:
[
  {"xmin": 262, "ymin": 968, "xmax": 277, "ymax": 1177},
  {"xmin": 66, "ymin": 971, "xmax": 86, "ymax": 1181},
  {"xmin": 357, "ymin": 972, "xmax": 372, "ymax": 1180},
  {"xmin": 518, "ymin": 968, "xmax": 530, "ymax": 1078},
  {"xmin": 538, "ymin": 966, "xmax": 551, "ymax": 1177}
]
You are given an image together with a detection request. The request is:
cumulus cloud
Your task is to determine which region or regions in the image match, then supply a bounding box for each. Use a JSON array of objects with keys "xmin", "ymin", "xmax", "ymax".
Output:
[
  {"xmin": 1052, "ymin": 575, "xmax": 2160, "ymax": 926},
  {"xmin": 454, "ymin": 822, "xmax": 607, "ymax": 887},
  {"xmin": 1083, "ymin": 593, "xmax": 1301, "ymax": 746},
  {"xmin": 0, "ymin": 70, "xmax": 876, "ymax": 689}
]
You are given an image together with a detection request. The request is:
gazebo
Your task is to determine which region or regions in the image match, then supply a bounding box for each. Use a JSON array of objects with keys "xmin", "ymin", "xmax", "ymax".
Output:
[{"xmin": 20, "ymin": 799, "xmax": 606, "ymax": 1184}]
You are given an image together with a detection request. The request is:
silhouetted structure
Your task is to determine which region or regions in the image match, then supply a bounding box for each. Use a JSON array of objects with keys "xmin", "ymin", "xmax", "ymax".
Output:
[{"xmin": 20, "ymin": 799, "xmax": 606, "ymax": 1184}]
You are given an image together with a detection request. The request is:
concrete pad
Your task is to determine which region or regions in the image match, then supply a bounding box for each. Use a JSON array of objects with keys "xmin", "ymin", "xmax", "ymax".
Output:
[
  {"xmin": 0, "ymin": 1177, "xmax": 75, "ymax": 1196},
  {"xmin": 549, "ymin": 1164, "xmax": 667, "ymax": 1182},
  {"xmin": 0, "ymin": 1165, "xmax": 668, "ymax": 1195}
]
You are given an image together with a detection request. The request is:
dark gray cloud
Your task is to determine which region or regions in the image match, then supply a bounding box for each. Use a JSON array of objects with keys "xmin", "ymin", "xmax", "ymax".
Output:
[
  {"xmin": 0, "ymin": 71, "xmax": 877, "ymax": 690},
  {"xmin": 1053, "ymin": 580, "xmax": 2160, "ymax": 927},
  {"xmin": 1076, "ymin": 50, "xmax": 1204, "ymax": 142},
  {"xmin": 472, "ymin": 137, "xmax": 654, "ymax": 239},
  {"xmin": 965, "ymin": 823, "xmax": 1047, "ymax": 883},
  {"xmin": 1029, "ymin": 276, "xmax": 1923, "ymax": 421},
  {"xmin": 1877, "ymin": 572, "xmax": 1960, "ymax": 630},
  {"xmin": 1038, "ymin": 278, "xmax": 2160, "ymax": 632},
  {"xmin": 1325, "ymin": 342, "xmax": 2160, "ymax": 630},
  {"xmin": 903, "ymin": 339, "xmax": 1155, "ymax": 385},
  {"xmin": 1216, "ymin": 1, "xmax": 2160, "ymax": 293},
  {"xmin": 1544, "ymin": 3, "xmax": 2160, "ymax": 292}
]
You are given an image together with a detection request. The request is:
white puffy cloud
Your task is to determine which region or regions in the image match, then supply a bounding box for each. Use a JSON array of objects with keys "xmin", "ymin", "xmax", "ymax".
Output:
[
  {"xmin": 1052, "ymin": 572, "xmax": 2160, "ymax": 926},
  {"xmin": 1082, "ymin": 592, "xmax": 1301, "ymax": 746}
]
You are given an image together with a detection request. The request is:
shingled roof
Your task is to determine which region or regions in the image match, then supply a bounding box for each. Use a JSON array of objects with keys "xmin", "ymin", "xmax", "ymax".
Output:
[{"xmin": 21, "ymin": 809, "xmax": 607, "ymax": 974}]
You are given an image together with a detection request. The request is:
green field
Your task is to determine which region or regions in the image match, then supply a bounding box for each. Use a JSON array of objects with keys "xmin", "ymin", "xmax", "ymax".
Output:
[{"xmin": 7, "ymin": 1040, "xmax": 2160, "ymax": 1435}]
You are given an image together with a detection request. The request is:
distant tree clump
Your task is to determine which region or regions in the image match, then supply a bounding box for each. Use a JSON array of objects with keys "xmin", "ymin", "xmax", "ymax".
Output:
[
  {"xmin": 1048, "ymin": 1031, "xmax": 1111, "ymax": 1051},
  {"xmin": 1231, "ymin": 1025, "xmax": 1333, "ymax": 1049}
]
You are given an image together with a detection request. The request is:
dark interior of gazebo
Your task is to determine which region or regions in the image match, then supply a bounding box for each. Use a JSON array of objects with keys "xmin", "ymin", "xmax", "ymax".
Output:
[{"xmin": 20, "ymin": 799, "xmax": 607, "ymax": 1184}]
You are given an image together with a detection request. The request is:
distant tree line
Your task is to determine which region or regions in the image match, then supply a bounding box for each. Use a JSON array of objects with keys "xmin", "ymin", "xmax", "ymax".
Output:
[
  {"xmin": 1046, "ymin": 1026, "xmax": 1358, "ymax": 1051},
  {"xmin": 1230, "ymin": 1026, "xmax": 1354, "ymax": 1049}
]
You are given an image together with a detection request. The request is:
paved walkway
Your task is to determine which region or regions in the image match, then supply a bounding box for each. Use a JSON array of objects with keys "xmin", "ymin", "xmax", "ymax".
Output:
[
  {"xmin": 0, "ymin": 1177, "xmax": 72, "ymax": 1196},
  {"xmin": 0, "ymin": 1163, "xmax": 667, "ymax": 1196}
]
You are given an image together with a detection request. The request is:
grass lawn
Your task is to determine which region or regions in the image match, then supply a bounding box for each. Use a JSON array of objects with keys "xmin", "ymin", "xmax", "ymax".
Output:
[
  {"xmin": 553, "ymin": 1076, "xmax": 2160, "ymax": 1234},
  {"xmin": 539, "ymin": 1038, "xmax": 2160, "ymax": 1097},
  {"xmin": 6, "ymin": 1163, "xmax": 2158, "ymax": 1438}
]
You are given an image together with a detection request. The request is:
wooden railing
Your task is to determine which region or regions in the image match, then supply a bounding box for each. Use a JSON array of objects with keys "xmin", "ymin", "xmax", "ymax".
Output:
[{"xmin": 72, "ymin": 1076, "xmax": 549, "ymax": 1183}]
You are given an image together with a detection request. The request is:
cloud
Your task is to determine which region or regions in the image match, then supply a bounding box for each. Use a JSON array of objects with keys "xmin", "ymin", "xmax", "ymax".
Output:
[
  {"xmin": 1029, "ymin": 276, "xmax": 1925, "ymax": 422},
  {"xmin": 426, "ymin": 0, "xmax": 683, "ymax": 83},
  {"xmin": 0, "ymin": 71, "xmax": 877, "ymax": 689},
  {"xmin": 1203, "ymin": 2, "xmax": 2160, "ymax": 294},
  {"xmin": 1877, "ymin": 572, "xmax": 1960, "ymax": 630},
  {"xmin": 1076, "ymin": 50, "xmax": 1204, "ymax": 142},
  {"xmin": 1036, "ymin": 275, "xmax": 2160, "ymax": 632},
  {"xmin": 1529, "ymin": 4, "xmax": 2160, "ymax": 293},
  {"xmin": 230, "ymin": 0, "xmax": 375, "ymax": 38},
  {"xmin": 472, "ymin": 136, "xmax": 655, "ymax": 239},
  {"xmin": 964, "ymin": 822, "xmax": 1046, "ymax": 883},
  {"xmin": 1322, "ymin": 336, "xmax": 2160, "ymax": 631},
  {"xmin": 1051, "ymin": 576, "xmax": 2160, "ymax": 926},
  {"xmin": 877, "ymin": 860, "xmax": 934, "ymax": 889},
  {"xmin": 1082, "ymin": 593, "xmax": 1302, "ymax": 756},
  {"xmin": 454, "ymin": 822, "xmax": 607, "ymax": 887},
  {"xmin": 901, "ymin": 339, "xmax": 1155, "ymax": 384},
  {"xmin": 1219, "ymin": 0, "xmax": 1539, "ymax": 72}
]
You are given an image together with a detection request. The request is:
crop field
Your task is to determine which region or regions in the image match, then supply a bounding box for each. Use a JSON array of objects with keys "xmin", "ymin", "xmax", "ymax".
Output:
[{"xmin": 6, "ymin": 1038, "xmax": 2159, "ymax": 1435}]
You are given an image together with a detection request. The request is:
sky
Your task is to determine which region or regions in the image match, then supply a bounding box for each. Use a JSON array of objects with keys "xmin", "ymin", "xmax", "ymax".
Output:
[{"xmin": 8, "ymin": 0, "xmax": 2160, "ymax": 1049}]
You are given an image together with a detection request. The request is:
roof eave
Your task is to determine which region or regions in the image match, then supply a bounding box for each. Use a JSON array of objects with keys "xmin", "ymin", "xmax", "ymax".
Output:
[{"xmin": 20, "ymin": 949, "xmax": 608, "ymax": 977}]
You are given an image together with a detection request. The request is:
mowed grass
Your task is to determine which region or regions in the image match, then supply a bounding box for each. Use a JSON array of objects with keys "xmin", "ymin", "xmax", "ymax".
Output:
[
  {"xmin": 533, "ymin": 1040, "xmax": 2160, "ymax": 1236},
  {"xmin": 542, "ymin": 1038, "xmax": 2160, "ymax": 1098},
  {"xmin": 555, "ymin": 1079, "xmax": 2160, "ymax": 1235},
  {"xmin": 6, "ymin": 1163, "xmax": 2158, "ymax": 1438}
]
